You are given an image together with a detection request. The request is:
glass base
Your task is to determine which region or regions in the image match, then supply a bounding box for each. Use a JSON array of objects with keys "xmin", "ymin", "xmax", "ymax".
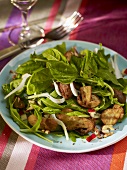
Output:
[{"xmin": 8, "ymin": 25, "xmax": 45, "ymax": 48}]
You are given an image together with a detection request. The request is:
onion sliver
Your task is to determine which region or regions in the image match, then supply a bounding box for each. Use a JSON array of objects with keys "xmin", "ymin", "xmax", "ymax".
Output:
[
  {"xmin": 4, "ymin": 73, "xmax": 31, "ymax": 99},
  {"xmin": 70, "ymin": 82, "xmax": 78, "ymax": 96},
  {"xmin": 113, "ymin": 54, "xmax": 122, "ymax": 78},
  {"xmin": 27, "ymin": 92, "xmax": 65, "ymax": 104},
  {"xmin": 53, "ymin": 81, "xmax": 62, "ymax": 96},
  {"xmin": 94, "ymin": 48, "xmax": 98, "ymax": 54},
  {"xmin": 51, "ymin": 114, "xmax": 69, "ymax": 140}
]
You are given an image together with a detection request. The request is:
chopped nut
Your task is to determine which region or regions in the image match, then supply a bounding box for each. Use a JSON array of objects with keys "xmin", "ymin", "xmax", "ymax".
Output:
[
  {"xmin": 102, "ymin": 125, "xmax": 114, "ymax": 134},
  {"xmin": 103, "ymin": 132, "xmax": 114, "ymax": 138}
]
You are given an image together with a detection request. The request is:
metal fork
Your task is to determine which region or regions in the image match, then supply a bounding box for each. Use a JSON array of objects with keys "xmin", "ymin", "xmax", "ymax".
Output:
[
  {"xmin": 45, "ymin": 11, "xmax": 83, "ymax": 40},
  {"xmin": 0, "ymin": 11, "xmax": 83, "ymax": 61}
]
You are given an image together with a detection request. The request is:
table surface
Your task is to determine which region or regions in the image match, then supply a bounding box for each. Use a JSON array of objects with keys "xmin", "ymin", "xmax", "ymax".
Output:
[{"xmin": 0, "ymin": 0, "xmax": 127, "ymax": 170}]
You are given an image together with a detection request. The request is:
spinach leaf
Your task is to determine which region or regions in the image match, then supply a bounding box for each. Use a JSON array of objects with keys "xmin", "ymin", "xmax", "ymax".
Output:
[
  {"xmin": 96, "ymin": 68, "xmax": 122, "ymax": 86},
  {"xmin": 66, "ymin": 111, "xmax": 90, "ymax": 117},
  {"xmin": 40, "ymin": 98, "xmax": 64, "ymax": 109},
  {"xmin": 42, "ymin": 107, "xmax": 61, "ymax": 114},
  {"xmin": 9, "ymin": 96, "xmax": 29, "ymax": 128},
  {"xmin": 42, "ymin": 48, "xmax": 68, "ymax": 62},
  {"xmin": 92, "ymin": 87, "xmax": 111, "ymax": 96},
  {"xmin": 2, "ymin": 84, "xmax": 11, "ymax": 95},
  {"xmin": 94, "ymin": 49, "xmax": 110, "ymax": 69},
  {"xmin": 80, "ymin": 50, "xmax": 98, "ymax": 78},
  {"xmin": 27, "ymin": 68, "xmax": 52, "ymax": 95},
  {"xmin": 70, "ymin": 56, "xmax": 83, "ymax": 73},
  {"xmin": 54, "ymin": 42, "xmax": 66, "ymax": 54},
  {"xmin": 69, "ymin": 131, "xmax": 88, "ymax": 142},
  {"xmin": 47, "ymin": 60, "xmax": 78, "ymax": 84},
  {"xmin": 66, "ymin": 98, "xmax": 87, "ymax": 112},
  {"xmin": 16, "ymin": 60, "xmax": 45, "ymax": 74}
]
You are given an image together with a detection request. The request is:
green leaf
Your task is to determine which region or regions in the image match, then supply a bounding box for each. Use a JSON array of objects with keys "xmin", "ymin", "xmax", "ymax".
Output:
[
  {"xmin": 66, "ymin": 111, "xmax": 90, "ymax": 117},
  {"xmin": 42, "ymin": 48, "xmax": 68, "ymax": 62},
  {"xmin": 2, "ymin": 84, "xmax": 11, "ymax": 95},
  {"xmin": 70, "ymin": 56, "xmax": 83, "ymax": 73},
  {"xmin": 94, "ymin": 49, "xmax": 110, "ymax": 69},
  {"xmin": 42, "ymin": 107, "xmax": 61, "ymax": 114},
  {"xmin": 47, "ymin": 60, "xmax": 78, "ymax": 84},
  {"xmin": 96, "ymin": 68, "xmax": 121, "ymax": 86},
  {"xmin": 66, "ymin": 98, "xmax": 87, "ymax": 112},
  {"xmin": 40, "ymin": 98, "xmax": 64, "ymax": 109},
  {"xmin": 69, "ymin": 131, "xmax": 88, "ymax": 142},
  {"xmin": 16, "ymin": 60, "xmax": 45, "ymax": 74},
  {"xmin": 27, "ymin": 68, "xmax": 52, "ymax": 95},
  {"xmin": 54, "ymin": 42, "xmax": 66, "ymax": 55}
]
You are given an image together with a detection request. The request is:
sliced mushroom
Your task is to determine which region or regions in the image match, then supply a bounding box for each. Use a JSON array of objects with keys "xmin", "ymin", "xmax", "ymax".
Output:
[
  {"xmin": 77, "ymin": 86, "xmax": 101, "ymax": 108},
  {"xmin": 114, "ymin": 89, "xmax": 126, "ymax": 104},
  {"xmin": 13, "ymin": 96, "xmax": 25, "ymax": 109},
  {"xmin": 28, "ymin": 114, "xmax": 60, "ymax": 131},
  {"xmin": 64, "ymin": 46, "xmax": 79, "ymax": 62},
  {"xmin": 101, "ymin": 104, "xmax": 124, "ymax": 125},
  {"xmin": 56, "ymin": 114, "xmax": 95, "ymax": 135},
  {"xmin": 28, "ymin": 114, "xmax": 38, "ymax": 126},
  {"xmin": 58, "ymin": 83, "xmax": 73, "ymax": 99}
]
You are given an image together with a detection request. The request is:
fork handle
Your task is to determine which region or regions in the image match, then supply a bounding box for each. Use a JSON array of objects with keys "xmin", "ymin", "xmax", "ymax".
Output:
[{"xmin": 0, "ymin": 45, "xmax": 22, "ymax": 61}]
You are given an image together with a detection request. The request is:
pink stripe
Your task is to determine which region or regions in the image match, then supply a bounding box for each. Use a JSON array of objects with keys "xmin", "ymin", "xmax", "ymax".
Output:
[
  {"xmin": 43, "ymin": 0, "xmax": 62, "ymax": 44},
  {"xmin": 24, "ymin": 145, "xmax": 40, "ymax": 170},
  {"xmin": 44, "ymin": 0, "xmax": 62, "ymax": 32},
  {"xmin": 69, "ymin": 0, "xmax": 88, "ymax": 40},
  {"xmin": 0, "ymin": 125, "xmax": 12, "ymax": 158}
]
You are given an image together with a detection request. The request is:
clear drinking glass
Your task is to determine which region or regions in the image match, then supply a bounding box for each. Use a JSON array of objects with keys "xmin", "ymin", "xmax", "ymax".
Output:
[{"xmin": 9, "ymin": 0, "xmax": 45, "ymax": 48}]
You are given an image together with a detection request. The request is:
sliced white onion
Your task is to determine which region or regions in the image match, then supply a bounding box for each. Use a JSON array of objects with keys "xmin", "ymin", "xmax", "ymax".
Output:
[
  {"xmin": 70, "ymin": 82, "xmax": 78, "ymax": 96},
  {"xmin": 111, "ymin": 54, "xmax": 122, "ymax": 79},
  {"xmin": 110, "ymin": 57, "xmax": 115, "ymax": 69},
  {"xmin": 4, "ymin": 73, "xmax": 31, "ymax": 99},
  {"xmin": 51, "ymin": 114, "xmax": 69, "ymax": 140},
  {"xmin": 94, "ymin": 48, "xmax": 98, "ymax": 54},
  {"xmin": 53, "ymin": 81, "xmax": 62, "ymax": 96},
  {"xmin": 27, "ymin": 92, "xmax": 65, "ymax": 104},
  {"xmin": 113, "ymin": 54, "xmax": 122, "ymax": 78}
]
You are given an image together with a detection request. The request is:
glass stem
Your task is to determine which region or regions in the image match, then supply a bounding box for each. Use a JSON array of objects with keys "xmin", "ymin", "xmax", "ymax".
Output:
[{"xmin": 21, "ymin": 10, "xmax": 29, "ymax": 31}]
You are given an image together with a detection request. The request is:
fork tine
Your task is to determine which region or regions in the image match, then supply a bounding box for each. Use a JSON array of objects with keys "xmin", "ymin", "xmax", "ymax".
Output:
[
  {"xmin": 63, "ymin": 11, "xmax": 81, "ymax": 26},
  {"xmin": 55, "ymin": 18, "xmax": 83, "ymax": 39},
  {"xmin": 63, "ymin": 11, "xmax": 83, "ymax": 27}
]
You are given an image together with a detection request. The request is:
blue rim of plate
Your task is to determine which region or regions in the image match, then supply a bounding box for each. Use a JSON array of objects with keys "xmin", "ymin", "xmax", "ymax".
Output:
[{"xmin": 0, "ymin": 40, "xmax": 127, "ymax": 153}]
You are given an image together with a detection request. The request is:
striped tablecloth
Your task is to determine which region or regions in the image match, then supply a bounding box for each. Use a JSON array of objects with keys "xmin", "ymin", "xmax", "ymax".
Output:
[{"xmin": 0, "ymin": 0, "xmax": 127, "ymax": 169}]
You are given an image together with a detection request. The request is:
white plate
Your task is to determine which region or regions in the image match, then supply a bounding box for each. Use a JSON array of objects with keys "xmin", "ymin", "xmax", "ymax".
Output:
[{"xmin": 0, "ymin": 40, "xmax": 127, "ymax": 153}]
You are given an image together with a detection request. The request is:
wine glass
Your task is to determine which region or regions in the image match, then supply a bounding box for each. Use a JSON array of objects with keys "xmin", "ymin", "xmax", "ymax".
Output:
[{"xmin": 8, "ymin": 0, "xmax": 45, "ymax": 48}]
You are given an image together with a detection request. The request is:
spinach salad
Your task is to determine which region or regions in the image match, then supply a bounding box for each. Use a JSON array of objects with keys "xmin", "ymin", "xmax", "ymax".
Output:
[{"xmin": 2, "ymin": 42, "xmax": 127, "ymax": 143}]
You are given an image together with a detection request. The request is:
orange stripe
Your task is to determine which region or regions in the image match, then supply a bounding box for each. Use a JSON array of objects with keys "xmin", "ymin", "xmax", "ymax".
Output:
[
  {"xmin": 69, "ymin": 0, "xmax": 88, "ymax": 40},
  {"xmin": 110, "ymin": 137, "xmax": 127, "ymax": 170}
]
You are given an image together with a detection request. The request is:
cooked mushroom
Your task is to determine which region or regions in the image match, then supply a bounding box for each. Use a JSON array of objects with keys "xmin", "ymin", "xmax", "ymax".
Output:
[
  {"xmin": 77, "ymin": 86, "xmax": 101, "ymax": 108},
  {"xmin": 64, "ymin": 46, "xmax": 79, "ymax": 62},
  {"xmin": 101, "ymin": 104, "xmax": 124, "ymax": 125},
  {"xmin": 114, "ymin": 89, "xmax": 126, "ymax": 104},
  {"xmin": 56, "ymin": 114, "xmax": 95, "ymax": 135},
  {"xmin": 28, "ymin": 114, "xmax": 38, "ymax": 126},
  {"xmin": 58, "ymin": 83, "xmax": 73, "ymax": 99},
  {"xmin": 13, "ymin": 96, "xmax": 25, "ymax": 109},
  {"xmin": 28, "ymin": 114, "xmax": 60, "ymax": 131}
]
